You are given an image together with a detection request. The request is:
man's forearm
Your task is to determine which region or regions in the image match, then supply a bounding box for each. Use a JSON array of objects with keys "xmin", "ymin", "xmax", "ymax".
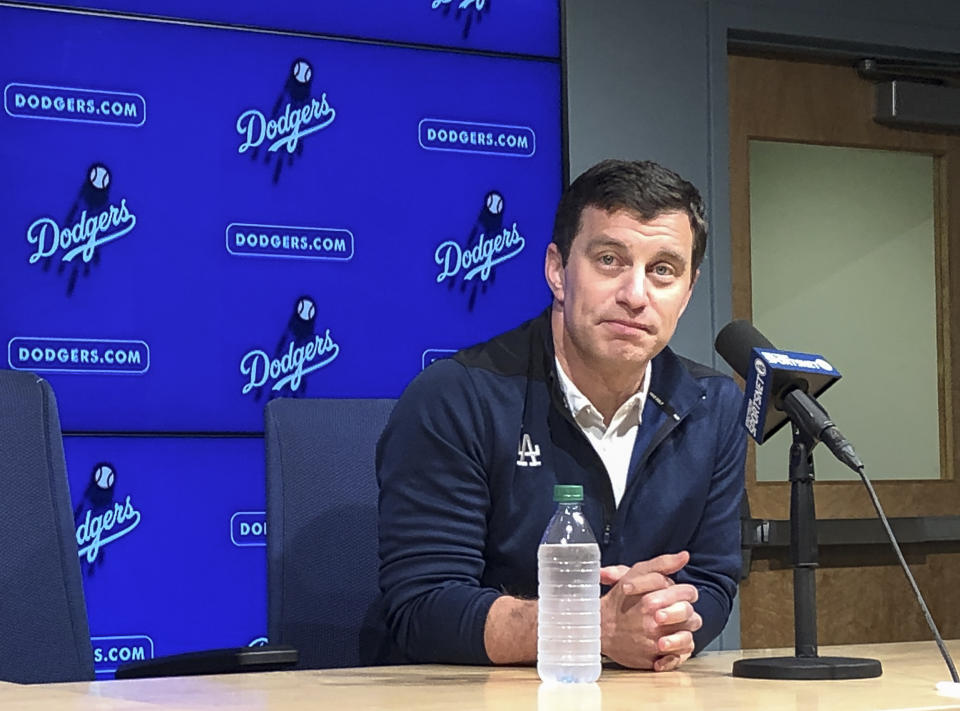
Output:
[{"xmin": 483, "ymin": 596, "xmax": 538, "ymax": 664}]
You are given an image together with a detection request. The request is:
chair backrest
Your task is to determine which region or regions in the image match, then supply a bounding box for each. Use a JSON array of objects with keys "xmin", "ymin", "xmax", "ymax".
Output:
[
  {"xmin": 0, "ymin": 370, "xmax": 94, "ymax": 683},
  {"xmin": 264, "ymin": 397, "xmax": 398, "ymax": 669}
]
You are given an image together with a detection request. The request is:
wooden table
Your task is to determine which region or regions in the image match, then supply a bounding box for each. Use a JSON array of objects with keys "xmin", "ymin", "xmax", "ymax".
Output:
[{"xmin": 3, "ymin": 640, "xmax": 960, "ymax": 710}]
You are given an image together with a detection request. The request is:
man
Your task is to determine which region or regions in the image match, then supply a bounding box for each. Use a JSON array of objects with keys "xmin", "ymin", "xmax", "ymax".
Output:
[{"xmin": 377, "ymin": 159, "xmax": 746, "ymax": 671}]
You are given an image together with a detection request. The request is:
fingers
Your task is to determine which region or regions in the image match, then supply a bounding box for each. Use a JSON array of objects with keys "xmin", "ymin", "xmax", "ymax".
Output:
[
  {"xmin": 654, "ymin": 612, "xmax": 703, "ymax": 638},
  {"xmin": 653, "ymin": 654, "xmax": 682, "ymax": 672},
  {"xmin": 637, "ymin": 550, "xmax": 690, "ymax": 576},
  {"xmin": 654, "ymin": 599, "xmax": 701, "ymax": 627},
  {"xmin": 600, "ymin": 565, "xmax": 630, "ymax": 586},
  {"xmin": 646, "ymin": 582, "xmax": 697, "ymax": 606},
  {"xmin": 619, "ymin": 551, "xmax": 689, "ymax": 594},
  {"xmin": 619, "ymin": 571, "xmax": 675, "ymax": 597},
  {"xmin": 642, "ymin": 603, "xmax": 701, "ymax": 646},
  {"xmin": 653, "ymin": 652, "xmax": 692, "ymax": 673},
  {"xmin": 656, "ymin": 629, "xmax": 695, "ymax": 658}
]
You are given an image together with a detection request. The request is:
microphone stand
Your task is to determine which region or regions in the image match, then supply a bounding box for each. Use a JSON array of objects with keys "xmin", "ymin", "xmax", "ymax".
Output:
[{"xmin": 733, "ymin": 424, "xmax": 882, "ymax": 680}]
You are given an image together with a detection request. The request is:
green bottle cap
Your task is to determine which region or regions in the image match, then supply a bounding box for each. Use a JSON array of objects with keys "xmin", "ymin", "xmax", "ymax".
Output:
[{"xmin": 553, "ymin": 484, "xmax": 584, "ymax": 503}]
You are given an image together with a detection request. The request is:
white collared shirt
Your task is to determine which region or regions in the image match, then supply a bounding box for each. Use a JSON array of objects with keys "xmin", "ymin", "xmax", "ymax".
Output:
[{"xmin": 554, "ymin": 357, "xmax": 652, "ymax": 508}]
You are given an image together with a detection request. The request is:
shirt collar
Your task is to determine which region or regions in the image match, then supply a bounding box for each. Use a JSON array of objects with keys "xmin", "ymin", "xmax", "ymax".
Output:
[{"xmin": 554, "ymin": 356, "xmax": 652, "ymax": 429}]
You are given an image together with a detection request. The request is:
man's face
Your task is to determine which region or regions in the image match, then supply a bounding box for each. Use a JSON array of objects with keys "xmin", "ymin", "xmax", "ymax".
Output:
[{"xmin": 545, "ymin": 206, "xmax": 699, "ymax": 375}]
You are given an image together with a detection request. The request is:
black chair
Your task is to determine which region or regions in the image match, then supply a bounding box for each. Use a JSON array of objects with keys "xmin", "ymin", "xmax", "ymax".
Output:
[
  {"xmin": 0, "ymin": 370, "xmax": 94, "ymax": 683},
  {"xmin": 264, "ymin": 397, "xmax": 399, "ymax": 669}
]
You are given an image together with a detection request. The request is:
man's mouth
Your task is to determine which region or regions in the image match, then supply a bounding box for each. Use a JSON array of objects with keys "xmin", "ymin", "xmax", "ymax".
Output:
[{"xmin": 602, "ymin": 319, "xmax": 653, "ymax": 335}]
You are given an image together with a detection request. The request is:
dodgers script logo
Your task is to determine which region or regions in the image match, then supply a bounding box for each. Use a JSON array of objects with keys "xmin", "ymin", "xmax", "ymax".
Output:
[
  {"xmin": 434, "ymin": 190, "xmax": 526, "ymax": 310},
  {"xmin": 73, "ymin": 462, "xmax": 142, "ymax": 574},
  {"xmin": 27, "ymin": 162, "xmax": 136, "ymax": 296},
  {"xmin": 431, "ymin": 0, "xmax": 489, "ymax": 38},
  {"xmin": 236, "ymin": 58, "xmax": 337, "ymax": 184},
  {"xmin": 239, "ymin": 295, "xmax": 340, "ymax": 399}
]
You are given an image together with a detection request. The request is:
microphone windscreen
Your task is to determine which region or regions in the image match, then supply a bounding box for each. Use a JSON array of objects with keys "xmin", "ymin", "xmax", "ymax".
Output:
[{"xmin": 714, "ymin": 319, "xmax": 776, "ymax": 378}]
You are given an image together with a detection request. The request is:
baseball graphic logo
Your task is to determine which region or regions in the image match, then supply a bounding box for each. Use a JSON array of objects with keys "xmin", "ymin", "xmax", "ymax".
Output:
[
  {"xmin": 73, "ymin": 459, "xmax": 142, "ymax": 570},
  {"xmin": 296, "ymin": 297, "xmax": 316, "ymax": 321},
  {"xmin": 292, "ymin": 59, "xmax": 312, "ymax": 84},
  {"xmin": 235, "ymin": 56, "xmax": 335, "ymax": 183},
  {"xmin": 93, "ymin": 463, "xmax": 116, "ymax": 490},
  {"xmin": 26, "ymin": 160, "xmax": 137, "ymax": 296},
  {"xmin": 239, "ymin": 294, "xmax": 340, "ymax": 399},
  {"xmin": 88, "ymin": 163, "xmax": 110, "ymax": 191},
  {"xmin": 431, "ymin": 0, "xmax": 489, "ymax": 39},
  {"xmin": 434, "ymin": 188, "xmax": 526, "ymax": 310},
  {"xmin": 485, "ymin": 190, "xmax": 504, "ymax": 216}
]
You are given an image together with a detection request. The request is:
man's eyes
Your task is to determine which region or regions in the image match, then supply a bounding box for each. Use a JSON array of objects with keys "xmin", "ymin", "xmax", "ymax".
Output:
[{"xmin": 594, "ymin": 255, "xmax": 681, "ymax": 278}]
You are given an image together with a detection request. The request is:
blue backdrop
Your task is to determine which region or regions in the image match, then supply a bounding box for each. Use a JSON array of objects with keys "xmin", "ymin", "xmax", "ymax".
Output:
[
  {"xmin": 1, "ymin": 4, "xmax": 561, "ymax": 432},
  {"xmin": 46, "ymin": 0, "xmax": 560, "ymax": 58},
  {"xmin": 0, "ymin": 1, "xmax": 562, "ymax": 674},
  {"xmin": 64, "ymin": 435, "xmax": 267, "ymax": 677}
]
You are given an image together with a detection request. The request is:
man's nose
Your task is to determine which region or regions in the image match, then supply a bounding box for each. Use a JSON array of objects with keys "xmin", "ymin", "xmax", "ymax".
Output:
[{"xmin": 617, "ymin": 268, "xmax": 650, "ymax": 309}]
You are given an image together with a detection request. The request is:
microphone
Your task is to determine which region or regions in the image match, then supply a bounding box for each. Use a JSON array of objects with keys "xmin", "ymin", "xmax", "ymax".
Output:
[
  {"xmin": 715, "ymin": 318, "xmax": 959, "ymax": 686},
  {"xmin": 714, "ymin": 319, "xmax": 863, "ymax": 473}
]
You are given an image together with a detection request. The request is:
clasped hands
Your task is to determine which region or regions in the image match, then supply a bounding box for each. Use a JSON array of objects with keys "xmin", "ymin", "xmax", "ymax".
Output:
[{"xmin": 599, "ymin": 550, "xmax": 701, "ymax": 672}]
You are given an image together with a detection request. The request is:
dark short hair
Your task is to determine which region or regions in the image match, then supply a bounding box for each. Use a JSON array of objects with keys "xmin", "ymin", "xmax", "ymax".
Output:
[{"xmin": 551, "ymin": 159, "xmax": 707, "ymax": 273}]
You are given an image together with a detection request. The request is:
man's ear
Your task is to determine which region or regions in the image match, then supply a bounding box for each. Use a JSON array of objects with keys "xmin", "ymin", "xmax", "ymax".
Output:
[{"xmin": 544, "ymin": 242, "xmax": 565, "ymax": 304}]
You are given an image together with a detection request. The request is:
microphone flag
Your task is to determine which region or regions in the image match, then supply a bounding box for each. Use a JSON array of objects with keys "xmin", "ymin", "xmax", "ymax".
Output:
[{"xmin": 742, "ymin": 348, "xmax": 841, "ymax": 444}]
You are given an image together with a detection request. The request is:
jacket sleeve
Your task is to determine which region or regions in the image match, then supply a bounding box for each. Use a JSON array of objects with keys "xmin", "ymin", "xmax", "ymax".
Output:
[
  {"xmin": 676, "ymin": 377, "xmax": 747, "ymax": 652},
  {"xmin": 376, "ymin": 359, "xmax": 500, "ymax": 664}
]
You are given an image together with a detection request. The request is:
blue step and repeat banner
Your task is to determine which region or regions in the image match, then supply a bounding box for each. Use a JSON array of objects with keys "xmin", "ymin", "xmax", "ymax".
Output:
[{"xmin": 0, "ymin": 1, "xmax": 562, "ymax": 676}]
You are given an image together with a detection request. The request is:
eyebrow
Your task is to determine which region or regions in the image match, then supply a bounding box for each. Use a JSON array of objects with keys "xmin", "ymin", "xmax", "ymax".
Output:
[
  {"xmin": 653, "ymin": 248, "xmax": 688, "ymax": 267},
  {"xmin": 584, "ymin": 236, "xmax": 629, "ymax": 251}
]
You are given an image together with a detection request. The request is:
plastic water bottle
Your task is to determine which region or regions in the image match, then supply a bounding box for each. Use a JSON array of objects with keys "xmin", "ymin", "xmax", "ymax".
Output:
[{"xmin": 537, "ymin": 484, "xmax": 601, "ymax": 683}]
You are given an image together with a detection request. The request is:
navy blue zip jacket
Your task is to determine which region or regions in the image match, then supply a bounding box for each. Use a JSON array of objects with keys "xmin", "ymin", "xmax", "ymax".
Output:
[{"xmin": 377, "ymin": 308, "xmax": 746, "ymax": 664}]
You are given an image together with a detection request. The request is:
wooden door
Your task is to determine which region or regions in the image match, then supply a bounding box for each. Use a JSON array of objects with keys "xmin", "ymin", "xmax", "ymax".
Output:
[{"xmin": 729, "ymin": 54, "xmax": 960, "ymax": 648}]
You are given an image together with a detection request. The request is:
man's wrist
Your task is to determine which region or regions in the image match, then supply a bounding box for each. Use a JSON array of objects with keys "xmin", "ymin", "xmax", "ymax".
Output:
[{"xmin": 483, "ymin": 595, "xmax": 538, "ymax": 664}]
